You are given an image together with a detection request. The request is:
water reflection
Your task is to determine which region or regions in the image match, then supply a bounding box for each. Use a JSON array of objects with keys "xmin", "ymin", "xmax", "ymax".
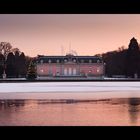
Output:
[
  {"xmin": 0, "ymin": 100, "xmax": 25, "ymax": 109},
  {"xmin": 128, "ymin": 98, "xmax": 140, "ymax": 125},
  {"xmin": 0, "ymin": 98, "xmax": 140, "ymax": 126}
]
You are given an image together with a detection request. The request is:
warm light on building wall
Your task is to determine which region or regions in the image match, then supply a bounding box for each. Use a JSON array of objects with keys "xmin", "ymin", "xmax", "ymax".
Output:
[
  {"xmin": 40, "ymin": 69, "xmax": 44, "ymax": 73},
  {"xmin": 97, "ymin": 68, "xmax": 100, "ymax": 73}
]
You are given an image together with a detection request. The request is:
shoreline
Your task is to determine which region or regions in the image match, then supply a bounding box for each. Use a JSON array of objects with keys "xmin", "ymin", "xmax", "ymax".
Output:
[
  {"xmin": 1, "ymin": 78, "xmax": 140, "ymax": 82},
  {"xmin": 0, "ymin": 82, "xmax": 140, "ymax": 99},
  {"xmin": 0, "ymin": 91, "xmax": 140, "ymax": 100}
]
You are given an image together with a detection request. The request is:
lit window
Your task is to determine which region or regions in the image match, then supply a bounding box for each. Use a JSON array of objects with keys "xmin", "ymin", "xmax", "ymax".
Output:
[
  {"xmin": 89, "ymin": 70, "xmax": 91, "ymax": 73},
  {"xmin": 89, "ymin": 60, "xmax": 92, "ymax": 63},
  {"xmin": 97, "ymin": 68, "xmax": 100, "ymax": 73},
  {"xmin": 57, "ymin": 59, "xmax": 59, "ymax": 63},
  {"xmin": 73, "ymin": 59, "xmax": 76, "ymax": 62},
  {"xmin": 40, "ymin": 60, "xmax": 43, "ymax": 64},
  {"xmin": 40, "ymin": 69, "xmax": 44, "ymax": 73},
  {"xmin": 97, "ymin": 60, "xmax": 100, "ymax": 63},
  {"xmin": 48, "ymin": 59, "xmax": 51, "ymax": 63},
  {"xmin": 64, "ymin": 59, "xmax": 67, "ymax": 62}
]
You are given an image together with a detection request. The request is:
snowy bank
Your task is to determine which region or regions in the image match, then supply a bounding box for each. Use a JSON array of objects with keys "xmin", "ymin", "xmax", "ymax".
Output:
[{"xmin": 0, "ymin": 82, "xmax": 140, "ymax": 99}]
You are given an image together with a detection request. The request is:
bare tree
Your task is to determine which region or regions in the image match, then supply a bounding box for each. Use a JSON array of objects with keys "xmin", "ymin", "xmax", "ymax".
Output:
[{"xmin": 0, "ymin": 42, "xmax": 12, "ymax": 58}]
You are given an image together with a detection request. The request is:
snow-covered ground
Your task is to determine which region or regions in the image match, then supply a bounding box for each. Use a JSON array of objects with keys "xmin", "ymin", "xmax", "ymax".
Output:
[{"xmin": 0, "ymin": 82, "xmax": 140, "ymax": 99}]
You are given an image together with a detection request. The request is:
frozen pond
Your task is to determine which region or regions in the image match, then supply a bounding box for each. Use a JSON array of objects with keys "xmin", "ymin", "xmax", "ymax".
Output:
[
  {"xmin": 0, "ymin": 98, "xmax": 140, "ymax": 126},
  {"xmin": 0, "ymin": 82, "xmax": 140, "ymax": 126}
]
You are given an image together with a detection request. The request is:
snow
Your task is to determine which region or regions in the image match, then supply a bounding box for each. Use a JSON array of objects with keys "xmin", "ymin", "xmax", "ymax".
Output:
[
  {"xmin": 0, "ymin": 82, "xmax": 140, "ymax": 92},
  {"xmin": 0, "ymin": 82, "xmax": 140, "ymax": 99}
]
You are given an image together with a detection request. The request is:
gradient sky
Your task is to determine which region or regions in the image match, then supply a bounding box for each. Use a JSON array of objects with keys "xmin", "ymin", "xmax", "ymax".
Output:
[{"xmin": 0, "ymin": 14, "xmax": 140, "ymax": 57}]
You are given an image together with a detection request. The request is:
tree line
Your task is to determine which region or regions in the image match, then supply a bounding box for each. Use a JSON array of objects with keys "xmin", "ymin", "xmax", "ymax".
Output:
[
  {"xmin": 95, "ymin": 37, "xmax": 140, "ymax": 78},
  {"xmin": 0, "ymin": 42, "xmax": 32, "ymax": 78}
]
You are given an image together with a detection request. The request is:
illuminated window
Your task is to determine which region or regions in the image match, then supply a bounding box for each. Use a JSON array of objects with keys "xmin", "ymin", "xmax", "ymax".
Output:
[
  {"xmin": 97, "ymin": 60, "xmax": 100, "ymax": 63},
  {"xmin": 89, "ymin": 59, "xmax": 92, "ymax": 63},
  {"xmin": 64, "ymin": 59, "xmax": 67, "ymax": 62},
  {"xmin": 48, "ymin": 59, "xmax": 51, "ymax": 63},
  {"xmin": 40, "ymin": 60, "xmax": 43, "ymax": 64},
  {"xmin": 57, "ymin": 59, "xmax": 59, "ymax": 63},
  {"xmin": 40, "ymin": 69, "xmax": 44, "ymax": 73},
  {"xmin": 73, "ymin": 59, "xmax": 76, "ymax": 62},
  {"xmin": 97, "ymin": 68, "xmax": 100, "ymax": 73},
  {"xmin": 89, "ymin": 70, "xmax": 91, "ymax": 73}
]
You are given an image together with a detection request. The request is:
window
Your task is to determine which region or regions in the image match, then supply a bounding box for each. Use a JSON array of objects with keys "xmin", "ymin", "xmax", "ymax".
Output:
[
  {"xmin": 89, "ymin": 70, "xmax": 92, "ymax": 73},
  {"xmin": 57, "ymin": 59, "xmax": 60, "ymax": 63},
  {"xmin": 40, "ymin": 69, "xmax": 44, "ymax": 73},
  {"xmin": 64, "ymin": 59, "xmax": 67, "ymax": 62},
  {"xmin": 97, "ymin": 59, "xmax": 100, "ymax": 63},
  {"xmin": 73, "ymin": 59, "xmax": 76, "ymax": 62},
  {"xmin": 81, "ymin": 60, "xmax": 84, "ymax": 63},
  {"xmin": 40, "ymin": 60, "xmax": 43, "ymax": 64},
  {"xmin": 89, "ymin": 59, "xmax": 92, "ymax": 63},
  {"xmin": 97, "ymin": 68, "xmax": 100, "ymax": 73},
  {"xmin": 48, "ymin": 59, "xmax": 51, "ymax": 63}
]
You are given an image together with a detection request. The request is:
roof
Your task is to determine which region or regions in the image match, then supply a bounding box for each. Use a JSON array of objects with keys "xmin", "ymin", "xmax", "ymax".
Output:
[{"xmin": 36, "ymin": 55, "xmax": 103, "ymax": 64}]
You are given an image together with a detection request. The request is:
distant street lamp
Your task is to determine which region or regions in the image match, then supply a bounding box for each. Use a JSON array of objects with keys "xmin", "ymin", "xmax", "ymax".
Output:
[
  {"xmin": 134, "ymin": 73, "xmax": 138, "ymax": 79},
  {"xmin": 2, "ymin": 59, "xmax": 6, "ymax": 79}
]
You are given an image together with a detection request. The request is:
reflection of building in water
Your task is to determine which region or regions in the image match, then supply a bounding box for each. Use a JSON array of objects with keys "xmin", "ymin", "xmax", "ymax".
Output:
[
  {"xmin": 128, "ymin": 98, "xmax": 140, "ymax": 125},
  {"xmin": 0, "ymin": 100, "xmax": 25, "ymax": 110},
  {"xmin": 0, "ymin": 100, "xmax": 26, "ymax": 122}
]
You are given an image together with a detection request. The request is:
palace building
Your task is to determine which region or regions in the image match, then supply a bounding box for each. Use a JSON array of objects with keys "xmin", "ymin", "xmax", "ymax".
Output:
[{"xmin": 36, "ymin": 54, "xmax": 105, "ymax": 78}]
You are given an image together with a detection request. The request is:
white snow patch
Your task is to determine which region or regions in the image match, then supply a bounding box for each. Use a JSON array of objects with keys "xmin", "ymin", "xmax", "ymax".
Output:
[
  {"xmin": 0, "ymin": 82, "xmax": 140, "ymax": 92},
  {"xmin": 0, "ymin": 82, "xmax": 140, "ymax": 99}
]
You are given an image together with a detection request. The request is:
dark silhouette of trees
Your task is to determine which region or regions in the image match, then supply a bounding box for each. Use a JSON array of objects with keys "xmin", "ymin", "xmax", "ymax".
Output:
[
  {"xmin": 101, "ymin": 48, "xmax": 127, "ymax": 77},
  {"xmin": 15, "ymin": 51, "xmax": 20, "ymax": 77},
  {"xmin": 96, "ymin": 37, "xmax": 140, "ymax": 78},
  {"xmin": 14, "ymin": 51, "xmax": 27, "ymax": 78},
  {"xmin": 19, "ymin": 52, "xmax": 26, "ymax": 77},
  {"xmin": 126, "ymin": 37, "xmax": 140, "ymax": 78},
  {"xmin": 4, "ymin": 52, "xmax": 31, "ymax": 78},
  {"xmin": 0, "ymin": 41, "xmax": 33, "ymax": 78},
  {"xmin": 0, "ymin": 53, "xmax": 5, "ymax": 78},
  {"xmin": 6, "ymin": 52, "xmax": 15, "ymax": 77}
]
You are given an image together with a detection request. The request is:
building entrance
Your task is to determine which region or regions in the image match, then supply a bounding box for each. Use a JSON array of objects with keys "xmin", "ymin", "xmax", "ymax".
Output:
[{"xmin": 64, "ymin": 67, "xmax": 77, "ymax": 76}]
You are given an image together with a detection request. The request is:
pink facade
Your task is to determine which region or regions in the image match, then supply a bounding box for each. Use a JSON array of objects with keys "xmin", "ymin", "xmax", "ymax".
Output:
[
  {"xmin": 36, "ymin": 55, "xmax": 104, "ymax": 77},
  {"xmin": 37, "ymin": 63, "xmax": 104, "ymax": 77}
]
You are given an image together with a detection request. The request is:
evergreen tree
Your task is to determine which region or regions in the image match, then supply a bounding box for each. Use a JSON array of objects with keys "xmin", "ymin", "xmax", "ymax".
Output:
[
  {"xmin": 6, "ymin": 52, "xmax": 15, "ymax": 78},
  {"xmin": 0, "ymin": 53, "xmax": 5, "ymax": 77},
  {"xmin": 27, "ymin": 61, "xmax": 37, "ymax": 79},
  {"xmin": 19, "ymin": 52, "xmax": 26, "ymax": 77},
  {"xmin": 15, "ymin": 51, "xmax": 20, "ymax": 77},
  {"xmin": 126, "ymin": 37, "xmax": 140, "ymax": 78}
]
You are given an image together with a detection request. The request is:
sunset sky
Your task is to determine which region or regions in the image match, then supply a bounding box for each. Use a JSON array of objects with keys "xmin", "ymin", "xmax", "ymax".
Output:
[{"xmin": 0, "ymin": 14, "xmax": 140, "ymax": 57}]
